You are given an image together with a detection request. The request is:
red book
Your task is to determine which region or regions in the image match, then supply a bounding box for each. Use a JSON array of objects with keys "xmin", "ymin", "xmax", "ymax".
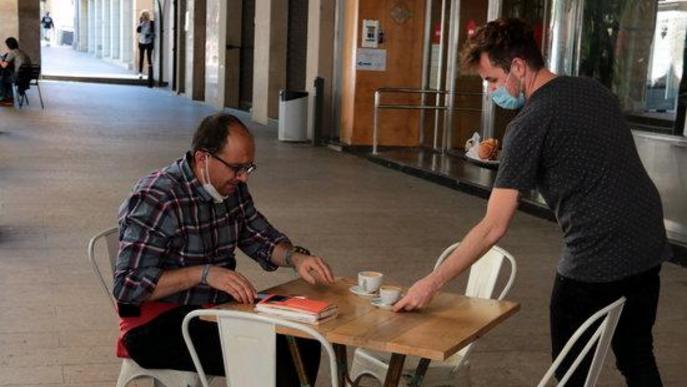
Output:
[{"xmin": 255, "ymin": 294, "xmax": 338, "ymax": 324}]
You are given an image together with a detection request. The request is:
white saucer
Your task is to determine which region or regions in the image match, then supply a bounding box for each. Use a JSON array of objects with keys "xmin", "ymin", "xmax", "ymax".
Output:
[
  {"xmin": 349, "ymin": 285, "xmax": 377, "ymax": 297},
  {"xmin": 370, "ymin": 297, "xmax": 394, "ymax": 310}
]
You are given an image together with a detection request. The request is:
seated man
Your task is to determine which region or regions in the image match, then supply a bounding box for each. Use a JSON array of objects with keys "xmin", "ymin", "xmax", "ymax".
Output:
[
  {"xmin": 114, "ymin": 112, "xmax": 335, "ymax": 385},
  {"xmin": 0, "ymin": 37, "xmax": 31, "ymax": 105}
]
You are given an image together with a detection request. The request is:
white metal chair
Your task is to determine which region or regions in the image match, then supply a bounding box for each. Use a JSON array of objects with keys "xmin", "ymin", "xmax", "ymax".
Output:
[
  {"xmin": 88, "ymin": 227, "xmax": 202, "ymax": 387},
  {"xmin": 538, "ymin": 297, "xmax": 626, "ymax": 387},
  {"xmin": 182, "ymin": 309, "xmax": 340, "ymax": 387},
  {"xmin": 349, "ymin": 242, "xmax": 517, "ymax": 386}
]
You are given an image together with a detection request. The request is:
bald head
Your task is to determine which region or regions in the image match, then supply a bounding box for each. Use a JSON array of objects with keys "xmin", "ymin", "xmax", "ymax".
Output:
[{"xmin": 192, "ymin": 113, "xmax": 253, "ymax": 155}]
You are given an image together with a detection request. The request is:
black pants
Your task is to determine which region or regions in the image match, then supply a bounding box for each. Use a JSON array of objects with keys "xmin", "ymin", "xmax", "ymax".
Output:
[
  {"xmin": 550, "ymin": 265, "xmax": 662, "ymax": 387},
  {"xmin": 138, "ymin": 43, "xmax": 153, "ymax": 73},
  {"xmin": 123, "ymin": 306, "xmax": 321, "ymax": 386}
]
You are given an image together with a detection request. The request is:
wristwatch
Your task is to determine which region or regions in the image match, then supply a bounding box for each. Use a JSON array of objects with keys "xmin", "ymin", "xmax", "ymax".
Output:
[
  {"xmin": 200, "ymin": 264, "xmax": 211, "ymax": 285},
  {"xmin": 283, "ymin": 247, "xmax": 295, "ymax": 267},
  {"xmin": 283, "ymin": 245, "xmax": 311, "ymax": 268}
]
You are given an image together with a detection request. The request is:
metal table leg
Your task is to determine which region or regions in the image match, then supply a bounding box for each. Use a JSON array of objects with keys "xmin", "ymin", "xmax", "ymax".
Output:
[
  {"xmin": 333, "ymin": 344, "xmax": 349, "ymax": 386},
  {"xmin": 407, "ymin": 358, "xmax": 431, "ymax": 387},
  {"xmin": 383, "ymin": 353, "xmax": 407, "ymax": 387},
  {"xmin": 286, "ymin": 335, "xmax": 310, "ymax": 386}
]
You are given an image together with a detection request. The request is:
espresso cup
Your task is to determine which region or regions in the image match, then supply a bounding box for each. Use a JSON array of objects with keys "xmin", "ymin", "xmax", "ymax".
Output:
[
  {"xmin": 358, "ymin": 271, "xmax": 383, "ymax": 293},
  {"xmin": 379, "ymin": 285, "xmax": 402, "ymax": 305}
]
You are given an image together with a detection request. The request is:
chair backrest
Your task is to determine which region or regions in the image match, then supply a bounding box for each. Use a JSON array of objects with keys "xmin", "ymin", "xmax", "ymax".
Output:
[
  {"xmin": 87, "ymin": 226, "xmax": 120, "ymax": 310},
  {"xmin": 28, "ymin": 64, "xmax": 41, "ymax": 83},
  {"xmin": 434, "ymin": 242, "xmax": 517, "ymax": 301},
  {"xmin": 433, "ymin": 242, "xmax": 517, "ymax": 370},
  {"xmin": 538, "ymin": 297, "xmax": 626, "ymax": 387},
  {"xmin": 182, "ymin": 309, "xmax": 340, "ymax": 387}
]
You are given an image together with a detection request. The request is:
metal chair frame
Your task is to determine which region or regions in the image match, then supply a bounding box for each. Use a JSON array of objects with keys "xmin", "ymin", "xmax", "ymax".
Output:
[
  {"xmin": 13, "ymin": 64, "xmax": 44, "ymax": 109},
  {"xmin": 87, "ymin": 227, "xmax": 202, "ymax": 387}
]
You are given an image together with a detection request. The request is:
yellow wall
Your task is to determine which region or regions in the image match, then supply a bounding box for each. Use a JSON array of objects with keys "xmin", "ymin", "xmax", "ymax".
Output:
[{"xmin": 0, "ymin": 1, "xmax": 19, "ymax": 46}]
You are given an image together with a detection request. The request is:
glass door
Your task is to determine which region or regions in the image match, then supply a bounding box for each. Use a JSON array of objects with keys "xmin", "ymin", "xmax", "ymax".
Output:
[{"xmin": 420, "ymin": 0, "xmax": 547, "ymax": 154}]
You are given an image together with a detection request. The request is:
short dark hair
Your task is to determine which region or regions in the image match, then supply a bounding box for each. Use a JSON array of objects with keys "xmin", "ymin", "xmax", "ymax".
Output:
[
  {"xmin": 191, "ymin": 113, "xmax": 252, "ymax": 154},
  {"xmin": 460, "ymin": 18, "xmax": 544, "ymax": 73},
  {"xmin": 5, "ymin": 37, "xmax": 19, "ymax": 50}
]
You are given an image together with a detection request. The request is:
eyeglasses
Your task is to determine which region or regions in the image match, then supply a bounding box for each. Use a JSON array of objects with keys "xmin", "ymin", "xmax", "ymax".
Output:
[{"xmin": 207, "ymin": 152, "xmax": 256, "ymax": 176}]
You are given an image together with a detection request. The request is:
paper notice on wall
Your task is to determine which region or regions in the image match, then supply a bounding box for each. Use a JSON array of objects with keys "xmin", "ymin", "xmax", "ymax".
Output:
[{"xmin": 356, "ymin": 48, "xmax": 386, "ymax": 71}]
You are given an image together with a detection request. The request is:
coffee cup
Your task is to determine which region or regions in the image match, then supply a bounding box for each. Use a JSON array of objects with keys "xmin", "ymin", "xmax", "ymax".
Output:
[
  {"xmin": 358, "ymin": 271, "xmax": 383, "ymax": 293},
  {"xmin": 379, "ymin": 285, "xmax": 402, "ymax": 305}
]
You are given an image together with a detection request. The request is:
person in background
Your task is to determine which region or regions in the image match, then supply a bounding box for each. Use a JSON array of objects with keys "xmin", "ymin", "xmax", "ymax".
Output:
[
  {"xmin": 136, "ymin": 10, "xmax": 154, "ymax": 79},
  {"xmin": 41, "ymin": 12, "xmax": 55, "ymax": 46},
  {"xmin": 0, "ymin": 37, "xmax": 32, "ymax": 106},
  {"xmin": 394, "ymin": 18, "xmax": 669, "ymax": 387}
]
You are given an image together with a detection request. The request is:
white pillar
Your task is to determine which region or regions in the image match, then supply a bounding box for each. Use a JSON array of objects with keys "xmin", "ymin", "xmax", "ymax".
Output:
[
  {"xmin": 252, "ymin": 0, "xmax": 287, "ymax": 124},
  {"xmin": 120, "ymin": 0, "xmax": 133, "ymax": 69},
  {"xmin": 204, "ymin": 0, "xmax": 227, "ymax": 109},
  {"xmin": 184, "ymin": 0, "xmax": 195, "ymax": 96},
  {"xmin": 111, "ymin": 0, "xmax": 120, "ymax": 59},
  {"xmin": 94, "ymin": 0, "xmax": 102, "ymax": 57},
  {"xmin": 78, "ymin": 0, "xmax": 89, "ymax": 51},
  {"xmin": 102, "ymin": 0, "xmax": 111, "ymax": 58}
]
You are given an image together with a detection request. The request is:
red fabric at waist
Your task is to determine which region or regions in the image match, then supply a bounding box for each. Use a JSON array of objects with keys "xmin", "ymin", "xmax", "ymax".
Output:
[{"xmin": 116, "ymin": 302, "xmax": 180, "ymax": 358}]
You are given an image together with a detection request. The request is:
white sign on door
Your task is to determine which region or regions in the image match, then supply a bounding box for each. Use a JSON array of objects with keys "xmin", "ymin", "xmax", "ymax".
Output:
[{"xmin": 356, "ymin": 48, "xmax": 386, "ymax": 71}]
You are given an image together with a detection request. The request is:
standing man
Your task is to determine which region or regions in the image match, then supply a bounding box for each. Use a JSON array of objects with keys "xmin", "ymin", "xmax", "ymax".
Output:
[
  {"xmin": 41, "ymin": 12, "xmax": 54, "ymax": 46},
  {"xmin": 114, "ymin": 113, "xmax": 335, "ymax": 385},
  {"xmin": 394, "ymin": 18, "xmax": 669, "ymax": 386}
]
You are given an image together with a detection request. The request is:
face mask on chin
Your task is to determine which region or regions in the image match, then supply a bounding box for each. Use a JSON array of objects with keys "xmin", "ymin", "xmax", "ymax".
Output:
[
  {"xmin": 201, "ymin": 157, "xmax": 228, "ymax": 203},
  {"xmin": 491, "ymin": 71, "xmax": 526, "ymax": 110}
]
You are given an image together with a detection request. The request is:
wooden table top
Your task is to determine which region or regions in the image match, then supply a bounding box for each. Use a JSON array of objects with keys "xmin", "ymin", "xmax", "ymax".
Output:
[{"xmin": 217, "ymin": 277, "xmax": 520, "ymax": 361}]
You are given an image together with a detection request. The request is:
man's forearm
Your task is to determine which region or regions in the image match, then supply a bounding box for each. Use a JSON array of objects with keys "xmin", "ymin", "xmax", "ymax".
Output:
[
  {"xmin": 430, "ymin": 220, "xmax": 503, "ymax": 289},
  {"xmin": 149, "ymin": 266, "xmax": 204, "ymax": 300},
  {"xmin": 430, "ymin": 188, "xmax": 517, "ymax": 289}
]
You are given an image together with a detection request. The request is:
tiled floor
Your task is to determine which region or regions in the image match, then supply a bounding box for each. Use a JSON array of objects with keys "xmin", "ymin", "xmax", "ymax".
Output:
[
  {"xmin": 0, "ymin": 81, "xmax": 684, "ymax": 386},
  {"xmin": 41, "ymin": 44, "xmax": 140, "ymax": 79}
]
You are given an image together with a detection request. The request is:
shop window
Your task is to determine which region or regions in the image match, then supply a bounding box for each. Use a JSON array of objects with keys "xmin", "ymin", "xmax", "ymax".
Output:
[{"xmin": 578, "ymin": 0, "xmax": 687, "ymax": 135}]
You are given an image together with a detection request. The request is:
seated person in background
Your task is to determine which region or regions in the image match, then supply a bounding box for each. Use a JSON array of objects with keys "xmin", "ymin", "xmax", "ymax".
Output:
[
  {"xmin": 114, "ymin": 112, "xmax": 335, "ymax": 385},
  {"xmin": 0, "ymin": 37, "xmax": 31, "ymax": 105}
]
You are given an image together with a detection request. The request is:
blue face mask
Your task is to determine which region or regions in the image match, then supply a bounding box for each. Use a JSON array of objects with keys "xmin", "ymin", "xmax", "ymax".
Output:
[{"xmin": 491, "ymin": 72, "xmax": 525, "ymax": 110}]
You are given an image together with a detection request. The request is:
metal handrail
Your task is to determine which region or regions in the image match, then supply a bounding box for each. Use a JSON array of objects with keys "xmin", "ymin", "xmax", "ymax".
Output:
[{"xmin": 372, "ymin": 87, "xmax": 483, "ymax": 154}]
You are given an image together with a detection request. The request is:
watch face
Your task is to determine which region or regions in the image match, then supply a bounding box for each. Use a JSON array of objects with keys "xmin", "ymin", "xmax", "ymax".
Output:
[{"xmin": 294, "ymin": 245, "xmax": 310, "ymax": 255}]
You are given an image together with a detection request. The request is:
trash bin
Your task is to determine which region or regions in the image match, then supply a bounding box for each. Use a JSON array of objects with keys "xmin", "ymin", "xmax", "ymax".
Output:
[{"xmin": 278, "ymin": 89, "xmax": 308, "ymax": 142}]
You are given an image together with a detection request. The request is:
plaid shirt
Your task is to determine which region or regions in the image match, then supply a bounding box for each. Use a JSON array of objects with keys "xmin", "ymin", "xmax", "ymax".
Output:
[{"xmin": 113, "ymin": 153, "xmax": 289, "ymax": 306}]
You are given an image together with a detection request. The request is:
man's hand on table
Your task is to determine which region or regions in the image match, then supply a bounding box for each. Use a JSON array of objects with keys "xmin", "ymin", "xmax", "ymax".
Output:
[
  {"xmin": 393, "ymin": 274, "xmax": 441, "ymax": 312},
  {"xmin": 292, "ymin": 254, "xmax": 335, "ymax": 285},
  {"xmin": 206, "ymin": 267, "xmax": 257, "ymax": 304}
]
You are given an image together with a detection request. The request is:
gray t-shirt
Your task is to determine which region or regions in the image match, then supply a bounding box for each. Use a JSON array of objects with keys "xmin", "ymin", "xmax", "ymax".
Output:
[
  {"xmin": 494, "ymin": 76, "xmax": 669, "ymax": 282},
  {"xmin": 5, "ymin": 48, "xmax": 31, "ymax": 71}
]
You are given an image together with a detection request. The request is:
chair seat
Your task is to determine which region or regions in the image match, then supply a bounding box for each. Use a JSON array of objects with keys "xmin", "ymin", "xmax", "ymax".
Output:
[
  {"xmin": 350, "ymin": 347, "xmax": 468, "ymax": 387},
  {"xmin": 117, "ymin": 358, "xmax": 203, "ymax": 387}
]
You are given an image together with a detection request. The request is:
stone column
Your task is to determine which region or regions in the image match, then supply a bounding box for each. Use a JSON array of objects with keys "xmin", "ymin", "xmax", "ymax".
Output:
[
  {"xmin": 78, "ymin": 0, "xmax": 89, "ymax": 51},
  {"xmin": 252, "ymin": 0, "xmax": 288, "ymax": 124},
  {"xmin": 305, "ymin": 0, "xmax": 335, "ymax": 140},
  {"xmin": 17, "ymin": 0, "xmax": 40, "ymax": 64},
  {"xmin": 204, "ymin": 0, "xmax": 227, "ymax": 109},
  {"xmin": 94, "ymin": 0, "xmax": 102, "ymax": 57},
  {"xmin": 186, "ymin": 0, "xmax": 206, "ymax": 101},
  {"xmin": 111, "ymin": 0, "xmax": 121, "ymax": 59},
  {"xmin": 88, "ymin": 0, "xmax": 95, "ymax": 53},
  {"xmin": 120, "ymin": 0, "xmax": 134, "ymax": 69},
  {"xmin": 102, "ymin": 0, "xmax": 112, "ymax": 58}
]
